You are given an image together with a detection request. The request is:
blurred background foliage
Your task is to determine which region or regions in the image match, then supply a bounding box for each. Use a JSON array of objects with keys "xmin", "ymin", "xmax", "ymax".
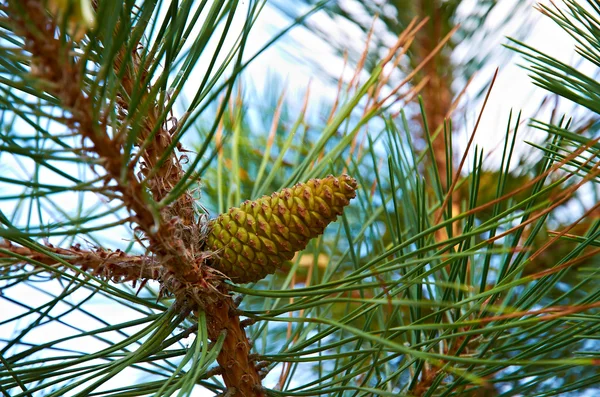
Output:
[{"xmin": 269, "ymin": 0, "xmax": 533, "ymax": 181}]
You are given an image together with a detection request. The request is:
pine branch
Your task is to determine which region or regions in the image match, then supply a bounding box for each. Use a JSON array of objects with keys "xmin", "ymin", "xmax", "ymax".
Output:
[
  {"xmin": 6, "ymin": 0, "xmax": 206, "ymax": 284},
  {"xmin": 2, "ymin": 1, "xmax": 599, "ymax": 396},
  {"xmin": 0, "ymin": 239, "xmax": 159, "ymax": 281},
  {"xmin": 3, "ymin": 1, "xmax": 265, "ymax": 395}
]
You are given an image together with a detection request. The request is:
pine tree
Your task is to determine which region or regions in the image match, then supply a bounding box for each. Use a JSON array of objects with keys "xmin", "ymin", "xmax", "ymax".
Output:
[{"xmin": 0, "ymin": 1, "xmax": 598, "ymax": 396}]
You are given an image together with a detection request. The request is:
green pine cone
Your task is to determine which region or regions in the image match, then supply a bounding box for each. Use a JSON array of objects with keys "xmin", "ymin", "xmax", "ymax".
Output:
[{"xmin": 206, "ymin": 174, "xmax": 358, "ymax": 283}]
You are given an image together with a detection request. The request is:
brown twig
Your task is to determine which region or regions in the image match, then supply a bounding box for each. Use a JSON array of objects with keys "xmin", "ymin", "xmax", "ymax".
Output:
[
  {"xmin": 204, "ymin": 285, "xmax": 265, "ymax": 397},
  {"xmin": 0, "ymin": 239, "xmax": 159, "ymax": 281}
]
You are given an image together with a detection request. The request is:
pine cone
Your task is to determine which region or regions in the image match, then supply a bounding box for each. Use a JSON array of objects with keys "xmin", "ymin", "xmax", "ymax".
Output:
[{"xmin": 206, "ymin": 174, "xmax": 358, "ymax": 283}]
